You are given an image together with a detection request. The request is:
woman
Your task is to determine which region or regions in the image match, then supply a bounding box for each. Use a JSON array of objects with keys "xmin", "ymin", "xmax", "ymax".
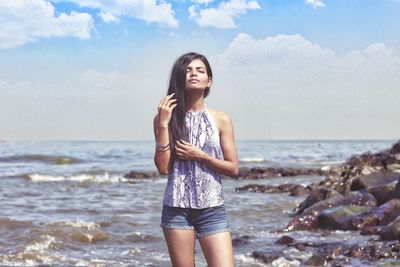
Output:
[{"xmin": 153, "ymin": 52, "xmax": 238, "ymax": 267}]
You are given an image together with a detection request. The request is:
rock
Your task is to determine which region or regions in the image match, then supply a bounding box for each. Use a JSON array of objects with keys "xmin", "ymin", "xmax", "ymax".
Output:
[
  {"xmin": 289, "ymin": 185, "xmax": 309, "ymax": 196},
  {"xmin": 360, "ymin": 226, "xmax": 382, "ymax": 235},
  {"xmin": 252, "ymin": 249, "xmax": 283, "ymax": 264},
  {"xmin": 348, "ymin": 199, "xmax": 400, "ymax": 230},
  {"xmin": 275, "ymin": 235, "xmax": 294, "ymax": 245},
  {"xmin": 380, "ymin": 215, "xmax": 400, "ymax": 241},
  {"xmin": 304, "ymin": 254, "xmax": 326, "ymax": 266},
  {"xmin": 367, "ymin": 177, "xmax": 400, "ymax": 205},
  {"xmin": 389, "ymin": 140, "xmax": 400, "ymax": 154},
  {"xmin": 237, "ymin": 166, "xmax": 329, "ymax": 179},
  {"xmin": 235, "ymin": 183, "xmax": 308, "ymax": 195},
  {"xmin": 285, "ymin": 192, "xmax": 377, "ymax": 231},
  {"xmin": 295, "ymin": 187, "xmax": 340, "ymax": 215},
  {"xmin": 124, "ymin": 171, "xmax": 158, "ymax": 179},
  {"xmin": 350, "ymin": 171, "xmax": 399, "ymax": 191},
  {"xmin": 318, "ymin": 205, "xmax": 372, "ymax": 230},
  {"xmin": 347, "ymin": 244, "xmax": 363, "ymax": 257},
  {"xmin": 232, "ymin": 235, "xmax": 252, "ymax": 247},
  {"xmin": 314, "ymin": 140, "xmax": 400, "ymax": 194}
]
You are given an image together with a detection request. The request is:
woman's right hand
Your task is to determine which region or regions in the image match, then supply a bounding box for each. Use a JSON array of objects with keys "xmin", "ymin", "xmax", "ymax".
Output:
[{"xmin": 157, "ymin": 93, "xmax": 177, "ymax": 128}]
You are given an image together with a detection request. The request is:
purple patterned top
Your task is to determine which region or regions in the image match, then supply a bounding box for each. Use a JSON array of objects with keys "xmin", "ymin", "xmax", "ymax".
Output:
[{"xmin": 162, "ymin": 104, "xmax": 224, "ymax": 209}]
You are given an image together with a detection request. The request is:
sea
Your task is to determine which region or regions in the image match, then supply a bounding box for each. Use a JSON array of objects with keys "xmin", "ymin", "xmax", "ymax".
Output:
[{"xmin": 0, "ymin": 140, "xmax": 396, "ymax": 266}]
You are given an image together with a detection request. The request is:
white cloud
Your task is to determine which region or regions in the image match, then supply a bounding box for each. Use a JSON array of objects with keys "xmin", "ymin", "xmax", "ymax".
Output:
[
  {"xmin": 99, "ymin": 11, "xmax": 120, "ymax": 23},
  {"xmin": 55, "ymin": 0, "xmax": 178, "ymax": 28},
  {"xmin": 189, "ymin": 0, "xmax": 260, "ymax": 28},
  {"xmin": 192, "ymin": 0, "xmax": 215, "ymax": 5},
  {"xmin": 305, "ymin": 0, "xmax": 325, "ymax": 9},
  {"xmin": 0, "ymin": 0, "xmax": 93, "ymax": 49},
  {"xmin": 214, "ymin": 33, "xmax": 400, "ymax": 139}
]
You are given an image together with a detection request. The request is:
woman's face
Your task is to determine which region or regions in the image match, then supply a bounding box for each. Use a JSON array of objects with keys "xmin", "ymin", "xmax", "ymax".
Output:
[{"xmin": 185, "ymin": 59, "xmax": 211, "ymax": 93}]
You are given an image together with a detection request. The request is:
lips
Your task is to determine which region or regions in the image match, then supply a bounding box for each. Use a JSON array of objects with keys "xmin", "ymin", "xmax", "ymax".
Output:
[{"xmin": 188, "ymin": 79, "xmax": 200, "ymax": 83}]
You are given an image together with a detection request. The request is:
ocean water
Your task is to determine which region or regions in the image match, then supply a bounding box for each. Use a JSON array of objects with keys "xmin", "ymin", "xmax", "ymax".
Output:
[{"xmin": 0, "ymin": 140, "xmax": 395, "ymax": 266}]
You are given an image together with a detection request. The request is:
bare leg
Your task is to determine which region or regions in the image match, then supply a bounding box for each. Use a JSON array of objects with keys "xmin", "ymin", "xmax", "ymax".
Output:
[
  {"xmin": 199, "ymin": 231, "xmax": 234, "ymax": 267},
  {"xmin": 162, "ymin": 228, "xmax": 196, "ymax": 267}
]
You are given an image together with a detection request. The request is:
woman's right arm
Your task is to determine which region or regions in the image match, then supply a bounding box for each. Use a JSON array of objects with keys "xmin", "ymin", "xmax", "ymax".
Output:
[{"xmin": 153, "ymin": 93, "xmax": 177, "ymax": 175}]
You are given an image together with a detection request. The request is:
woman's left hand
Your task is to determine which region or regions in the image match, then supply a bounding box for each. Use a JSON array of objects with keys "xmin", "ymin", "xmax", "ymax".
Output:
[{"xmin": 175, "ymin": 140, "xmax": 207, "ymax": 161}]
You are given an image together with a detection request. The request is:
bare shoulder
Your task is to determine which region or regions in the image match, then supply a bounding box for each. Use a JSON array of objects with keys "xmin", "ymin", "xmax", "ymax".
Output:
[{"xmin": 207, "ymin": 107, "xmax": 232, "ymax": 131}]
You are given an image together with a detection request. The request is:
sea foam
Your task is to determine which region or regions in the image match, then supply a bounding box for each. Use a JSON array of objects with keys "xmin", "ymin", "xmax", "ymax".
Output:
[{"xmin": 27, "ymin": 173, "xmax": 127, "ymax": 183}]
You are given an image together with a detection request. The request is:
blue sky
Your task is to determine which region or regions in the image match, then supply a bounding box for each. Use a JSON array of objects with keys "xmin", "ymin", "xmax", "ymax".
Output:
[{"xmin": 0, "ymin": 0, "xmax": 399, "ymax": 141}]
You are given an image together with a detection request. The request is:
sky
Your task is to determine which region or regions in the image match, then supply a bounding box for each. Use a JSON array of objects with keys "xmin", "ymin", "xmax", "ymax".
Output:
[{"xmin": 0, "ymin": 0, "xmax": 399, "ymax": 141}]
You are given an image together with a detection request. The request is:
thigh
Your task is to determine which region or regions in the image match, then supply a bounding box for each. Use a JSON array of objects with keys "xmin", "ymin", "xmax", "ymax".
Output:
[
  {"xmin": 163, "ymin": 228, "xmax": 196, "ymax": 267},
  {"xmin": 199, "ymin": 231, "xmax": 234, "ymax": 267},
  {"xmin": 161, "ymin": 205, "xmax": 196, "ymax": 267}
]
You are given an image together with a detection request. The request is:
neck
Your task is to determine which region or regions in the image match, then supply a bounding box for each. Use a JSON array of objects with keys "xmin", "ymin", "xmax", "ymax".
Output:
[{"xmin": 185, "ymin": 92, "xmax": 205, "ymax": 112}]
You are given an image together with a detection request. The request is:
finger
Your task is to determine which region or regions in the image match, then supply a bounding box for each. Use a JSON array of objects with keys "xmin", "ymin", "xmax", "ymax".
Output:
[
  {"xmin": 175, "ymin": 144, "xmax": 184, "ymax": 152},
  {"xmin": 169, "ymin": 103, "xmax": 178, "ymax": 111},
  {"xmin": 166, "ymin": 98, "xmax": 177, "ymax": 107},
  {"xmin": 176, "ymin": 141, "xmax": 186, "ymax": 149},
  {"xmin": 178, "ymin": 140, "xmax": 191, "ymax": 147},
  {"xmin": 161, "ymin": 98, "xmax": 176, "ymax": 110},
  {"xmin": 159, "ymin": 93, "xmax": 175, "ymax": 107}
]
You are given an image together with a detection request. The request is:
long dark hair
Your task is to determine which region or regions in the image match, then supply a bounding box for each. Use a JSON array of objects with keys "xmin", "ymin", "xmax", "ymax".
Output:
[{"xmin": 167, "ymin": 52, "xmax": 213, "ymax": 158}]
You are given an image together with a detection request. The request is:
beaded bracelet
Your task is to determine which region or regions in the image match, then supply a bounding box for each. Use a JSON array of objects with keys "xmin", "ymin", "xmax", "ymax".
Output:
[{"xmin": 156, "ymin": 143, "xmax": 170, "ymax": 152}]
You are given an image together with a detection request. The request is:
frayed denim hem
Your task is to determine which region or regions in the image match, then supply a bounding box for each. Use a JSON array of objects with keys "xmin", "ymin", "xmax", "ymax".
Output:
[
  {"xmin": 196, "ymin": 227, "xmax": 231, "ymax": 240},
  {"xmin": 160, "ymin": 223, "xmax": 194, "ymax": 230}
]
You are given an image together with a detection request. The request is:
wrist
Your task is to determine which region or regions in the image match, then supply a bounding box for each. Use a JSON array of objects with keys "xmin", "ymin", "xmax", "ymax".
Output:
[
  {"xmin": 198, "ymin": 151, "xmax": 210, "ymax": 163},
  {"xmin": 158, "ymin": 123, "xmax": 169, "ymax": 129}
]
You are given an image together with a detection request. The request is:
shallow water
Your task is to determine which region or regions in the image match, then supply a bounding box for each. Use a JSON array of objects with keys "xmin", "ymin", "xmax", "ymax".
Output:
[{"xmin": 0, "ymin": 140, "xmax": 395, "ymax": 266}]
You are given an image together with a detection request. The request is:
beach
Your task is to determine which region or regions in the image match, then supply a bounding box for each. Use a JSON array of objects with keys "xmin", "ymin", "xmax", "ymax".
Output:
[{"xmin": 0, "ymin": 140, "xmax": 397, "ymax": 266}]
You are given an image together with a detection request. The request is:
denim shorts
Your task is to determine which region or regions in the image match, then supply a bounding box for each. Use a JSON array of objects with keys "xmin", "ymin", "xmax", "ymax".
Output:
[{"xmin": 160, "ymin": 204, "xmax": 231, "ymax": 239}]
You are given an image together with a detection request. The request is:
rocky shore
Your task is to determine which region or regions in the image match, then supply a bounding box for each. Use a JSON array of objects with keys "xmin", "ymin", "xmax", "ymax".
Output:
[{"xmin": 234, "ymin": 140, "xmax": 400, "ymax": 265}]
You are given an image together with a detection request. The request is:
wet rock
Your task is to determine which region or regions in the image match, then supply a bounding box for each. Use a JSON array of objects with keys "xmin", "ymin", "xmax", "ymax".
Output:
[
  {"xmin": 367, "ymin": 177, "xmax": 400, "ymax": 205},
  {"xmin": 315, "ymin": 140, "xmax": 400, "ymax": 194},
  {"xmin": 350, "ymin": 171, "xmax": 400, "ymax": 191},
  {"xmin": 318, "ymin": 205, "xmax": 372, "ymax": 230},
  {"xmin": 295, "ymin": 187, "xmax": 340, "ymax": 215},
  {"xmin": 346, "ymin": 244, "xmax": 363, "ymax": 258},
  {"xmin": 235, "ymin": 183, "xmax": 308, "ymax": 195},
  {"xmin": 232, "ymin": 235, "xmax": 252, "ymax": 247},
  {"xmin": 380, "ymin": 215, "xmax": 400, "ymax": 241},
  {"xmin": 252, "ymin": 249, "xmax": 283, "ymax": 264},
  {"xmin": 237, "ymin": 166, "xmax": 329, "ymax": 179},
  {"xmin": 304, "ymin": 254, "xmax": 326, "ymax": 266},
  {"xmin": 348, "ymin": 199, "xmax": 400, "ymax": 230},
  {"xmin": 284, "ymin": 214, "xmax": 318, "ymax": 231},
  {"xmin": 389, "ymin": 140, "xmax": 400, "ymax": 154},
  {"xmin": 124, "ymin": 171, "xmax": 158, "ymax": 179},
  {"xmin": 275, "ymin": 235, "xmax": 294, "ymax": 245},
  {"xmin": 285, "ymin": 192, "xmax": 376, "ymax": 231},
  {"xmin": 289, "ymin": 185, "xmax": 309, "ymax": 196},
  {"xmin": 360, "ymin": 226, "xmax": 382, "ymax": 235}
]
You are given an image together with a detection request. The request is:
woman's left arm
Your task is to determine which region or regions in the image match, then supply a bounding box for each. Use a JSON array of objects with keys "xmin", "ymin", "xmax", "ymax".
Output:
[{"xmin": 175, "ymin": 112, "xmax": 239, "ymax": 177}]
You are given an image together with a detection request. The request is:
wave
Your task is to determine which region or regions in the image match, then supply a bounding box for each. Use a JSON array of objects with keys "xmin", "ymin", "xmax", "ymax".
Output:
[
  {"xmin": 56, "ymin": 220, "xmax": 100, "ymax": 231},
  {"xmin": 27, "ymin": 173, "xmax": 128, "ymax": 183},
  {"xmin": 0, "ymin": 154, "xmax": 83, "ymax": 165},
  {"xmin": 239, "ymin": 157, "xmax": 266, "ymax": 163}
]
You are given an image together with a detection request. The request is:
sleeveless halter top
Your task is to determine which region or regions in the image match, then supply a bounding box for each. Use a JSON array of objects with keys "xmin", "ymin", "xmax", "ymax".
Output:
[{"xmin": 162, "ymin": 104, "xmax": 225, "ymax": 209}]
